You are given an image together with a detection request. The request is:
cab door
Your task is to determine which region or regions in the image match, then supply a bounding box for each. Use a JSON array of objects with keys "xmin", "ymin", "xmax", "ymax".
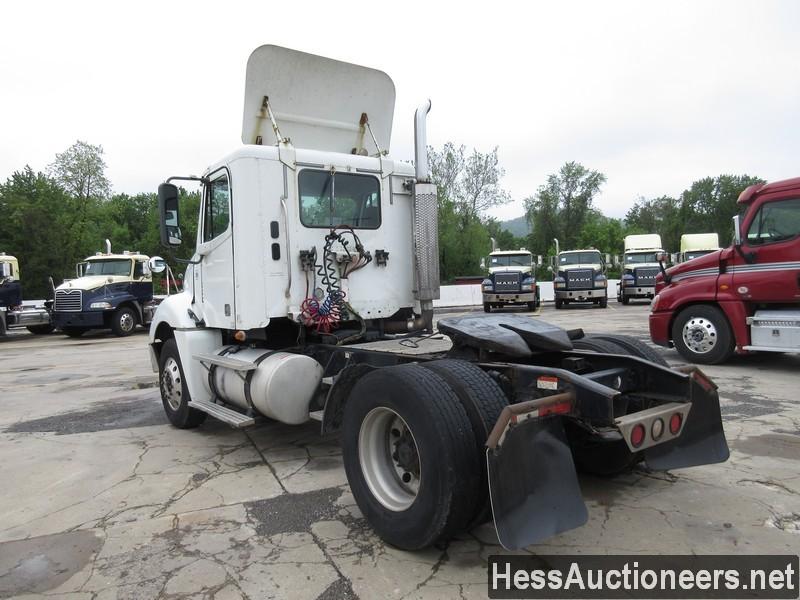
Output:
[
  {"xmin": 197, "ymin": 168, "xmax": 236, "ymax": 328},
  {"xmin": 733, "ymin": 196, "xmax": 800, "ymax": 303}
]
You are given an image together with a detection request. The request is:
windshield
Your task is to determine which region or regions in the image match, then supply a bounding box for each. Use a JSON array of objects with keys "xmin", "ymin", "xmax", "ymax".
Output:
[
  {"xmin": 83, "ymin": 259, "xmax": 132, "ymax": 277},
  {"xmin": 684, "ymin": 250, "xmax": 714, "ymax": 261},
  {"xmin": 490, "ymin": 254, "xmax": 531, "ymax": 267},
  {"xmin": 625, "ymin": 252, "xmax": 659, "ymax": 264},
  {"xmin": 559, "ymin": 252, "xmax": 601, "ymax": 266}
]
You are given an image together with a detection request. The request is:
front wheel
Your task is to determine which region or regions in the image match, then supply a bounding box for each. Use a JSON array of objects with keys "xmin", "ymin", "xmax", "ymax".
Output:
[
  {"xmin": 598, "ymin": 296, "xmax": 608, "ymax": 308},
  {"xmin": 672, "ymin": 305, "xmax": 734, "ymax": 364},
  {"xmin": 555, "ymin": 298, "xmax": 563, "ymax": 309},
  {"xmin": 159, "ymin": 338, "xmax": 207, "ymax": 428},
  {"xmin": 483, "ymin": 302, "xmax": 491, "ymax": 313},
  {"xmin": 341, "ymin": 364, "xmax": 480, "ymax": 550},
  {"xmin": 527, "ymin": 302, "xmax": 536, "ymax": 311},
  {"xmin": 27, "ymin": 324, "xmax": 55, "ymax": 335},
  {"xmin": 111, "ymin": 306, "xmax": 137, "ymax": 337},
  {"xmin": 621, "ymin": 295, "xmax": 630, "ymax": 305}
]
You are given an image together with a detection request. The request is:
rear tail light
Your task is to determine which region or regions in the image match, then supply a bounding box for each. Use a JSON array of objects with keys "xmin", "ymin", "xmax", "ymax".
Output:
[
  {"xmin": 539, "ymin": 399, "xmax": 572, "ymax": 417},
  {"xmin": 669, "ymin": 413, "xmax": 683, "ymax": 435},
  {"xmin": 630, "ymin": 423, "xmax": 646, "ymax": 448}
]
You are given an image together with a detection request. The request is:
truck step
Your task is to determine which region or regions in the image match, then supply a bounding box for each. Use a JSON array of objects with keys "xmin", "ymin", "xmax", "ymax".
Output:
[
  {"xmin": 188, "ymin": 398, "xmax": 255, "ymax": 428},
  {"xmin": 193, "ymin": 353, "xmax": 257, "ymax": 371},
  {"xmin": 308, "ymin": 410, "xmax": 324, "ymax": 422}
]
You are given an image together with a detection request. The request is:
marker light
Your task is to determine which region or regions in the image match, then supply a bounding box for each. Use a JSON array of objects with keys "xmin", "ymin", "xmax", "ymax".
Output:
[
  {"xmin": 651, "ymin": 418, "xmax": 665, "ymax": 441},
  {"xmin": 630, "ymin": 423, "xmax": 646, "ymax": 448},
  {"xmin": 669, "ymin": 413, "xmax": 683, "ymax": 435}
]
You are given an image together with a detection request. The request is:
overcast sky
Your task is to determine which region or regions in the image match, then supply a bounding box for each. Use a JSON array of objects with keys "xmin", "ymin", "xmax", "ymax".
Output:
[{"xmin": 2, "ymin": 1, "xmax": 798, "ymax": 221}]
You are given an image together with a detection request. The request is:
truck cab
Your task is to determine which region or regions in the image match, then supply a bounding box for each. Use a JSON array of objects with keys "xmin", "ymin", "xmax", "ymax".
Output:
[
  {"xmin": 678, "ymin": 233, "xmax": 720, "ymax": 263},
  {"xmin": 0, "ymin": 253, "xmax": 53, "ymax": 335},
  {"xmin": 52, "ymin": 247, "xmax": 155, "ymax": 337},
  {"xmin": 650, "ymin": 177, "xmax": 800, "ymax": 363},
  {"xmin": 618, "ymin": 233, "xmax": 664, "ymax": 305},
  {"xmin": 552, "ymin": 249, "xmax": 608, "ymax": 309},
  {"xmin": 481, "ymin": 250, "xmax": 539, "ymax": 312}
]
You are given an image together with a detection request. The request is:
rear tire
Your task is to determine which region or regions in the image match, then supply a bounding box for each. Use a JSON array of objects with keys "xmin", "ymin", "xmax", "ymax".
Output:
[
  {"xmin": 588, "ymin": 333, "xmax": 668, "ymax": 367},
  {"xmin": 159, "ymin": 338, "xmax": 207, "ymax": 429},
  {"xmin": 420, "ymin": 359, "xmax": 508, "ymax": 527},
  {"xmin": 27, "ymin": 324, "xmax": 55, "ymax": 335},
  {"xmin": 111, "ymin": 306, "xmax": 137, "ymax": 337},
  {"xmin": 62, "ymin": 327, "xmax": 86, "ymax": 338},
  {"xmin": 672, "ymin": 304, "xmax": 734, "ymax": 364},
  {"xmin": 341, "ymin": 364, "xmax": 480, "ymax": 550}
]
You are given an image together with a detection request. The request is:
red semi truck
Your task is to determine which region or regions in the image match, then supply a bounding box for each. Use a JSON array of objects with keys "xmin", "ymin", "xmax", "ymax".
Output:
[{"xmin": 650, "ymin": 177, "xmax": 800, "ymax": 364}]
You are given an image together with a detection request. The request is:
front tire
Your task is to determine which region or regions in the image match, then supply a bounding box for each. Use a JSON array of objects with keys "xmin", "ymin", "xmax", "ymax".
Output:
[
  {"xmin": 555, "ymin": 298, "xmax": 563, "ymax": 309},
  {"xmin": 27, "ymin": 324, "xmax": 55, "ymax": 335},
  {"xmin": 672, "ymin": 305, "xmax": 734, "ymax": 364},
  {"xmin": 483, "ymin": 302, "xmax": 491, "ymax": 313},
  {"xmin": 621, "ymin": 295, "xmax": 630, "ymax": 305},
  {"xmin": 111, "ymin": 306, "xmax": 137, "ymax": 337},
  {"xmin": 159, "ymin": 338, "xmax": 207, "ymax": 429},
  {"xmin": 342, "ymin": 364, "xmax": 480, "ymax": 550},
  {"xmin": 598, "ymin": 296, "xmax": 608, "ymax": 308}
]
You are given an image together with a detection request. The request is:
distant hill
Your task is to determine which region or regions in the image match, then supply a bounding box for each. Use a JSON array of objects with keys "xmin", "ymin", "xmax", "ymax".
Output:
[{"xmin": 500, "ymin": 215, "xmax": 530, "ymax": 237}]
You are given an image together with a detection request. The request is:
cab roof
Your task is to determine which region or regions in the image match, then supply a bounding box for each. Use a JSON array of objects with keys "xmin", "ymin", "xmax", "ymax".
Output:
[
  {"xmin": 85, "ymin": 252, "xmax": 149, "ymax": 262},
  {"xmin": 559, "ymin": 249, "xmax": 600, "ymax": 255},
  {"xmin": 489, "ymin": 250, "xmax": 531, "ymax": 256},
  {"xmin": 738, "ymin": 177, "xmax": 800, "ymax": 204}
]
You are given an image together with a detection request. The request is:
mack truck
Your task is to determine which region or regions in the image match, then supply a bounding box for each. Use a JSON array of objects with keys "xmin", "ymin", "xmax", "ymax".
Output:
[
  {"xmin": 551, "ymin": 241, "xmax": 608, "ymax": 309},
  {"xmin": 618, "ymin": 233, "xmax": 665, "ymax": 305},
  {"xmin": 52, "ymin": 241, "xmax": 159, "ymax": 337},
  {"xmin": 149, "ymin": 45, "xmax": 729, "ymax": 551},
  {"xmin": 651, "ymin": 178, "xmax": 800, "ymax": 364},
  {"xmin": 0, "ymin": 253, "xmax": 54, "ymax": 335},
  {"xmin": 678, "ymin": 233, "xmax": 720, "ymax": 263},
  {"xmin": 482, "ymin": 249, "xmax": 540, "ymax": 312}
]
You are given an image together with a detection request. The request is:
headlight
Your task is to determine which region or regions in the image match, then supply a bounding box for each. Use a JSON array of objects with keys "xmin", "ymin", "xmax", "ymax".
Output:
[
  {"xmin": 650, "ymin": 294, "xmax": 660, "ymax": 312},
  {"xmin": 594, "ymin": 274, "xmax": 607, "ymax": 288},
  {"xmin": 554, "ymin": 277, "xmax": 566, "ymax": 289},
  {"xmin": 521, "ymin": 277, "xmax": 535, "ymax": 291},
  {"xmin": 481, "ymin": 278, "xmax": 493, "ymax": 292},
  {"xmin": 90, "ymin": 301, "xmax": 112, "ymax": 310},
  {"xmin": 621, "ymin": 274, "xmax": 635, "ymax": 287}
]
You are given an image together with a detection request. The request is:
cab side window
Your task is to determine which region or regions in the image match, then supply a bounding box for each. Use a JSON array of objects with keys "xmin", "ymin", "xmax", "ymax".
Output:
[
  {"xmin": 746, "ymin": 198, "xmax": 800, "ymax": 245},
  {"xmin": 203, "ymin": 174, "xmax": 231, "ymax": 242}
]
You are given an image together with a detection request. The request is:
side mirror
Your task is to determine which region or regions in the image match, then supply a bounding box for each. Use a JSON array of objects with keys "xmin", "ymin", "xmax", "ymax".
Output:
[
  {"xmin": 149, "ymin": 256, "xmax": 167, "ymax": 274},
  {"xmin": 733, "ymin": 215, "xmax": 742, "ymax": 246},
  {"xmin": 0, "ymin": 263, "xmax": 10, "ymax": 278},
  {"xmin": 480, "ymin": 258, "xmax": 486, "ymax": 269},
  {"xmin": 656, "ymin": 252, "xmax": 668, "ymax": 263},
  {"xmin": 537, "ymin": 255, "xmax": 543, "ymax": 266},
  {"xmin": 76, "ymin": 262, "xmax": 87, "ymax": 278},
  {"xmin": 158, "ymin": 183, "xmax": 182, "ymax": 247},
  {"xmin": 547, "ymin": 265, "xmax": 553, "ymax": 273}
]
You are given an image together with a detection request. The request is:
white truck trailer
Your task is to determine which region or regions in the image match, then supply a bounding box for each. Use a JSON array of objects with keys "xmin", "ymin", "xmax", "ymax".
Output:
[
  {"xmin": 617, "ymin": 233, "xmax": 664, "ymax": 304},
  {"xmin": 148, "ymin": 45, "xmax": 729, "ymax": 551}
]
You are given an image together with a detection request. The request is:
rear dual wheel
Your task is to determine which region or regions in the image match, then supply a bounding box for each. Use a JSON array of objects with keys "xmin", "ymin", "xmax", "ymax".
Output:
[{"xmin": 341, "ymin": 361, "xmax": 507, "ymax": 549}]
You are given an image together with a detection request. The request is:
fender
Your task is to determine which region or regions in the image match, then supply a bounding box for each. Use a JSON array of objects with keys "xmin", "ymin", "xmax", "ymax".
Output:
[{"xmin": 148, "ymin": 291, "xmax": 221, "ymax": 405}]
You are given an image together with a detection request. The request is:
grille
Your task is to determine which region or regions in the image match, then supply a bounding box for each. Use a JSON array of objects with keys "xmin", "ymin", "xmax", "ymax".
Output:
[
  {"xmin": 55, "ymin": 289, "xmax": 82, "ymax": 311},
  {"xmin": 494, "ymin": 272, "xmax": 521, "ymax": 293},
  {"xmin": 565, "ymin": 269, "xmax": 594, "ymax": 290},
  {"xmin": 635, "ymin": 267, "xmax": 659, "ymax": 286}
]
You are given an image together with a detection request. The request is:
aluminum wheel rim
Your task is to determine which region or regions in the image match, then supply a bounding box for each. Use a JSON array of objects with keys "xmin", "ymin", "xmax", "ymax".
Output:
[
  {"xmin": 358, "ymin": 407, "xmax": 421, "ymax": 512},
  {"xmin": 682, "ymin": 317, "xmax": 718, "ymax": 354},
  {"xmin": 119, "ymin": 312, "xmax": 135, "ymax": 332},
  {"xmin": 161, "ymin": 357, "xmax": 182, "ymax": 411}
]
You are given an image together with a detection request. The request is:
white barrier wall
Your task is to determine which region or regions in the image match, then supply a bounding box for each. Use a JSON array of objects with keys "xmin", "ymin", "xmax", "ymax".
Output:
[{"xmin": 434, "ymin": 281, "xmax": 622, "ymax": 308}]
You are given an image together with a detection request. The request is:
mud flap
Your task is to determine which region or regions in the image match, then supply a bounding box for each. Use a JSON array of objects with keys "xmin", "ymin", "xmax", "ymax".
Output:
[
  {"xmin": 645, "ymin": 383, "xmax": 729, "ymax": 470},
  {"xmin": 487, "ymin": 416, "xmax": 588, "ymax": 550}
]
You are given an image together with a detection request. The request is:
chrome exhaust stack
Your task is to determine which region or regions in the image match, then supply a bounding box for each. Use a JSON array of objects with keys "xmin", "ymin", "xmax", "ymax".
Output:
[{"xmin": 412, "ymin": 100, "xmax": 438, "ymax": 331}]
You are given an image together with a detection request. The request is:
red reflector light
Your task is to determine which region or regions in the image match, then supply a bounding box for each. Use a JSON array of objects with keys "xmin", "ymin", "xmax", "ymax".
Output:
[
  {"xmin": 539, "ymin": 400, "xmax": 572, "ymax": 417},
  {"xmin": 669, "ymin": 413, "xmax": 683, "ymax": 435},
  {"xmin": 630, "ymin": 423, "xmax": 646, "ymax": 448}
]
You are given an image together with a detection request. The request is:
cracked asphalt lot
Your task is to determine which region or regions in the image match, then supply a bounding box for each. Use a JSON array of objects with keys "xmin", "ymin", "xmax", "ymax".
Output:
[{"xmin": 0, "ymin": 303, "xmax": 798, "ymax": 599}]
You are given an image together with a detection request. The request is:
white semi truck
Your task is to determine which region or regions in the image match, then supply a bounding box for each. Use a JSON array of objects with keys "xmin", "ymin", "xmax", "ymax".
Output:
[
  {"xmin": 678, "ymin": 233, "xmax": 720, "ymax": 263},
  {"xmin": 149, "ymin": 45, "xmax": 729, "ymax": 551},
  {"xmin": 0, "ymin": 253, "xmax": 54, "ymax": 335},
  {"xmin": 482, "ymin": 249, "xmax": 540, "ymax": 312},
  {"xmin": 617, "ymin": 233, "xmax": 664, "ymax": 305},
  {"xmin": 551, "ymin": 241, "xmax": 608, "ymax": 309}
]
